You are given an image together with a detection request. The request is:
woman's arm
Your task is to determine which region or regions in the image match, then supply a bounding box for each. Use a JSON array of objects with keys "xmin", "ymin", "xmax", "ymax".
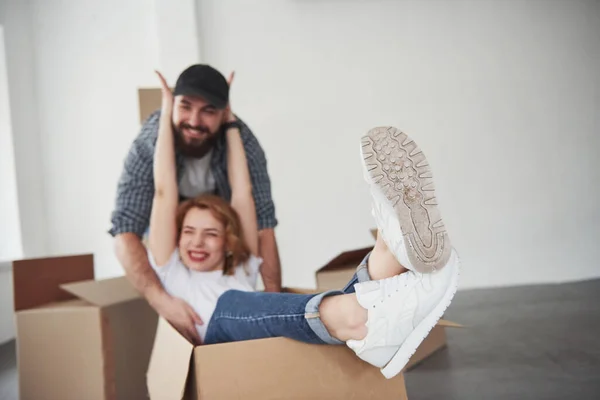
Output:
[
  {"xmin": 148, "ymin": 71, "xmax": 178, "ymax": 265},
  {"xmin": 224, "ymin": 90, "xmax": 259, "ymax": 256}
]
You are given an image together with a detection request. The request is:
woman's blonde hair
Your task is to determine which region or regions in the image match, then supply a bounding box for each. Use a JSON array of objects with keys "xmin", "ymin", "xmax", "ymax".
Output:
[{"xmin": 175, "ymin": 194, "xmax": 250, "ymax": 275}]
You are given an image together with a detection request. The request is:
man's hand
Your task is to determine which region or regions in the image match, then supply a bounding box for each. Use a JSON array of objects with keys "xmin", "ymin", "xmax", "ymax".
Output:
[
  {"xmin": 259, "ymin": 228, "xmax": 282, "ymax": 292},
  {"xmin": 115, "ymin": 233, "xmax": 203, "ymax": 341},
  {"xmin": 152, "ymin": 292, "xmax": 204, "ymax": 345}
]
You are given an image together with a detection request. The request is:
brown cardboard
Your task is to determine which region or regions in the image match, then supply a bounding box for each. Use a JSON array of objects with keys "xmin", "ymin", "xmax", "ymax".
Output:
[
  {"xmin": 405, "ymin": 324, "xmax": 447, "ymax": 371},
  {"xmin": 13, "ymin": 254, "xmax": 94, "ymax": 311},
  {"xmin": 315, "ymin": 246, "xmax": 372, "ymax": 291},
  {"xmin": 13, "ymin": 254, "xmax": 158, "ymax": 400},
  {"xmin": 138, "ymin": 87, "xmax": 166, "ymax": 124},
  {"xmin": 16, "ymin": 301, "xmax": 106, "ymax": 399},
  {"xmin": 371, "ymin": 228, "xmax": 378, "ymax": 240},
  {"xmin": 147, "ymin": 316, "xmax": 409, "ymax": 400}
]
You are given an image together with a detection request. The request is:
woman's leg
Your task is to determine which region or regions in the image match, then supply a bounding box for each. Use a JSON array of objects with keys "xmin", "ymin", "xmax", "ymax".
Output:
[
  {"xmin": 203, "ymin": 290, "xmax": 346, "ymax": 345},
  {"xmin": 320, "ymin": 232, "xmax": 408, "ymax": 340},
  {"xmin": 205, "ymin": 127, "xmax": 460, "ymax": 381},
  {"xmin": 341, "ymin": 231, "xmax": 408, "ymax": 294},
  {"xmin": 345, "ymin": 127, "xmax": 460, "ymax": 379},
  {"xmin": 204, "ymin": 233, "xmax": 407, "ymax": 346},
  {"xmin": 367, "ymin": 231, "xmax": 408, "ymax": 280}
]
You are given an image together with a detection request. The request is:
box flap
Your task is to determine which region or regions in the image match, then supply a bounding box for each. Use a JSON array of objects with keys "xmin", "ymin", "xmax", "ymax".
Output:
[
  {"xmin": 60, "ymin": 276, "xmax": 141, "ymax": 307},
  {"xmin": 317, "ymin": 246, "xmax": 372, "ymax": 273},
  {"xmin": 437, "ymin": 319, "xmax": 464, "ymax": 328},
  {"xmin": 147, "ymin": 317, "xmax": 194, "ymax": 400},
  {"xmin": 405, "ymin": 324, "xmax": 447, "ymax": 371},
  {"xmin": 13, "ymin": 254, "xmax": 94, "ymax": 312},
  {"xmin": 103, "ymin": 299, "xmax": 158, "ymax": 399}
]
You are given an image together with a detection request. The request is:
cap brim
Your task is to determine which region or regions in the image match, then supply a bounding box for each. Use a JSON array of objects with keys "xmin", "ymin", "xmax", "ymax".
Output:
[{"xmin": 173, "ymin": 87, "xmax": 227, "ymax": 109}]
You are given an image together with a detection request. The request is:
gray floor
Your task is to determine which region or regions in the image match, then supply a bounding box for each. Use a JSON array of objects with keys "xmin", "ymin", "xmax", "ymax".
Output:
[
  {"xmin": 1, "ymin": 279, "xmax": 599, "ymax": 400},
  {"xmin": 407, "ymin": 278, "xmax": 600, "ymax": 400},
  {"xmin": 0, "ymin": 339, "xmax": 16, "ymax": 400}
]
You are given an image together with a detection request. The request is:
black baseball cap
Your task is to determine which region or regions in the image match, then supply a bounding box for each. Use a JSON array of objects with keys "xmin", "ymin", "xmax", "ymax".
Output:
[{"xmin": 173, "ymin": 64, "xmax": 229, "ymax": 109}]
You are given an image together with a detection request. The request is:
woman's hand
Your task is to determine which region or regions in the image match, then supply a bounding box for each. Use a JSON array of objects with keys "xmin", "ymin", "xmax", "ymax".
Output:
[
  {"xmin": 223, "ymin": 71, "xmax": 237, "ymax": 123},
  {"xmin": 155, "ymin": 70, "xmax": 174, "ymax": 114}
]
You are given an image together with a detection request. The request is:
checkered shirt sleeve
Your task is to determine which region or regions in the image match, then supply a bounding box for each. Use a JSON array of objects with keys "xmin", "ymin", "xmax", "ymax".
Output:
[
  {"xmin": 108, "ymin": 112, "xmax": 159, "ymax": 237},
  {"xmin": 236, "ymin": 118, "xmax": 278, "ymax": 230}
]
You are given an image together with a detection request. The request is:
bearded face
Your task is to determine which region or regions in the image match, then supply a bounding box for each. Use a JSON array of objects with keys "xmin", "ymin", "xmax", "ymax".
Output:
[{"xmin": 172, "ymin": 95, "xmax": 225, "ymax": 158}]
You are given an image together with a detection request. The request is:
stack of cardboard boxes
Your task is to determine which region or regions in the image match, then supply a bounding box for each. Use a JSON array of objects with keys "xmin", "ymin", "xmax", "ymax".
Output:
[{"xmin": 9, "ymin": 89, "xmax": 460, "ymax": 399}]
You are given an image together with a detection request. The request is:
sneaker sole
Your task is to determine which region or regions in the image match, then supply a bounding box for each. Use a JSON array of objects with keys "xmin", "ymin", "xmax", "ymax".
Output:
[
  {"xmin": 381, "ymin": 252, "xmax": 460, "ymax": 379},
  {"xmin": 361, "ymin": 127, "xmax": 452, "ymax": 273}
]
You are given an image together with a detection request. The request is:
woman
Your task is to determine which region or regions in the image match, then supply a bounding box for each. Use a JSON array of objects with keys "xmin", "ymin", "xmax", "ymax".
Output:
[
  {"xmin": 149, "ymin": 72, "xmax": 460, "ymax": 379},
  {"xmin": 148, "ymin": 70, "xmax": 262, "ymax": 343}
]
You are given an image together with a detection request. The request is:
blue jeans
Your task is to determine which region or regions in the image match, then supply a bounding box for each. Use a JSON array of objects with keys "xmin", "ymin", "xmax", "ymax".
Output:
[{"xmin": 204, "ymin": 253, "xmax": 371, "ymax": 345}]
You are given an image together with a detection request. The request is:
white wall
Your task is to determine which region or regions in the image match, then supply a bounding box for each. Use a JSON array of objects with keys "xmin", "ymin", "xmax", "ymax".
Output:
[
  {"xmin": 2, "ymin": 0, "xmax": 599, "ymax": 293},
  {"xmin": 0, "ymin": 25, "xmax": 23, "ymax": 261},
  {"xmin": 0, "ymin": 0, "xmax": 199, "ymax": 342},
  {"xmin": 0, "ymin": 25, "xmax": 18, "ymax": 343},
  {"xmin": 0, "ymin": 0, "xmax": 46, "ymax": 258},
  {"xmin": 0, "ymin": 0, "xmax": 35, "ymax": 345},
  {"xmin": 196, "ymin": 0, "xmax": 600, "ymax": 289},
  {"xmin": 27, "ymin": 0, "xmax": 161, "ymax": 278}
]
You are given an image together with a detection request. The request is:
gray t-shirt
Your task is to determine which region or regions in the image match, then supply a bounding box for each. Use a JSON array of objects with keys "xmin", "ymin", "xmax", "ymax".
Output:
[{"xmin": 178, "ymin": 150, "xmax": 216, "ymax": 198}]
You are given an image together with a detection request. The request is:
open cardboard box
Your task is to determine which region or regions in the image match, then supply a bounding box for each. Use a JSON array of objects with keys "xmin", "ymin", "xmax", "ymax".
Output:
[
  {"xmin": 146, "ymin": 286, "xmax": 460, "ymax": 400},
  {"xmin": 147, "ymin": 288, "xmax": 410, "ymax": 400},
  {"xmin": 12, "ymin": 254, "xmax": 158, "ymax": 400},
  {"xmin": 315, "ymin": 229, "xmax": 461, "ymax": 371}
]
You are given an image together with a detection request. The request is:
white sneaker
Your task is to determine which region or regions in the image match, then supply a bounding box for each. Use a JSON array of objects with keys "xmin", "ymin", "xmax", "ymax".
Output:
[
  {"xmin": 361, "ymin": 127, "xmax": 452, "ymax": 273},
  {"xmin": 347, "ymin": 249, "xmax": 460, "ymax": 379}
]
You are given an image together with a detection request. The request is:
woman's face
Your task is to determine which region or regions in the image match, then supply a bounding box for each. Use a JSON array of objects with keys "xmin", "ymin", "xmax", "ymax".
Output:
[{"xmin": 178, "ymin": 207, "xmax": 226, "ymax": 272}]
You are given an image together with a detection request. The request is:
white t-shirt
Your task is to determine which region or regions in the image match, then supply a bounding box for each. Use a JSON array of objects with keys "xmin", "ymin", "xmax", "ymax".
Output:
[
  {"xmin": 149, "ymin": 250, "xmax": 262, "ymax": 341},
  {"xmin": 178, "ymin": 151, "xmax": 216, "ymax": 199}
]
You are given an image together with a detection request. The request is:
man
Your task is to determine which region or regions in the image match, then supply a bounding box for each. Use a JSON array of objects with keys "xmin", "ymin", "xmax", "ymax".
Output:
[{"xmin": 109, "ymin": 64, "xmax": 281, "ymax": 343}]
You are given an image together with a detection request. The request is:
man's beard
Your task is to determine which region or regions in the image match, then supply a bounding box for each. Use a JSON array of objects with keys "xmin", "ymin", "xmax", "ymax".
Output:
[{"xmin": 173, "ymin": 122, "xmax": 219, "ymax": 158}]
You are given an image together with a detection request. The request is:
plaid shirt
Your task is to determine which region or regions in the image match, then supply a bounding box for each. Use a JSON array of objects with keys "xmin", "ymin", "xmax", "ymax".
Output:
[{"xmin": 109, "ymin": 110, "xmax": 277, "ymax": 237}]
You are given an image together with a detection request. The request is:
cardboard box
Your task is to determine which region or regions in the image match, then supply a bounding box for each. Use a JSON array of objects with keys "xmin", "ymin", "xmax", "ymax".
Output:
[
  {"xmin": 146, "ymin": 290, "xmax": 460, "ymax": 400},
  {"xmin": 314, "ymin": 233, "xmax": 460, "ymax": 372},
  {"xmin": 314, "ymin": 228, "xmax": 377, "ymax": 292},
  {"xmin": 315, "ymin": 246, "xmax": 373, "ymax": 291},
  {"xmin": 13, "ymin": 254, "xmax": 159, "ymax": 400},
  {"xmin": 138, "ymin": 87, "xmax": 163, "ymax": 123},
  {"xmin": 147, "ymin": 303, "xmax": 409, "ymax": 400},
  {"xmin": 405, "ymin": 319, "xmax": 462, "ymax": 370}
]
